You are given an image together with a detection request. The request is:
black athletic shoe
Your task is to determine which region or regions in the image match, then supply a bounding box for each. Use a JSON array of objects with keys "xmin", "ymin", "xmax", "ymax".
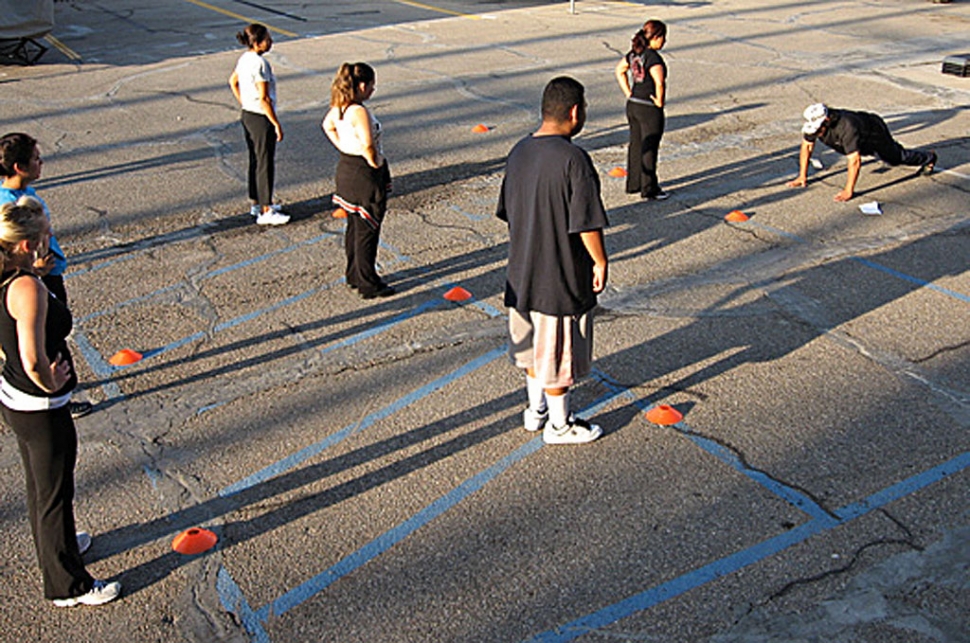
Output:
[
  {"xmin": 359, "ymin": 284, "xmax": 395, "ymax": 300},
  {"xmin": 645, "ymin": 189, "xmax": 669, "ymax": 201},
  {"xmin": 69, "ymin": 401, "xmax": 93, "ymax": 419}
]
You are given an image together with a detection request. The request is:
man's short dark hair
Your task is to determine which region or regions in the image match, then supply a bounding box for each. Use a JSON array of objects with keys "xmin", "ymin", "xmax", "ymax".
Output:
[
  {"xmin": 541, "ymin": 76, "xmax": 585, "ymax": 123},
  {"xmin": 0, "ymin": 132, "xmax": 37, "ymax": 178}
]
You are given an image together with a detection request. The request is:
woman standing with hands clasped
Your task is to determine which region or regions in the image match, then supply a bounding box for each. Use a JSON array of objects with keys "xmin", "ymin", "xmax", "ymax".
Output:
[
  {"xmin": 615, "ymin": 19, "xmax": 669, "ymax": 200},
  {"xmin": 229, "ymin": 23, "xmax": 290, "ymax": 226},
  {"xmin": 0, "ymin": 197, "xmax": 121, "ymax": 607},
  {"xmin": 323, "ymin": 62, "xmax": 395, "ymax": 299}
]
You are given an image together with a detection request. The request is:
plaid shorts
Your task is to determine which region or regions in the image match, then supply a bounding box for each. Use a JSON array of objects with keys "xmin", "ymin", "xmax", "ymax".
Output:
[{"xmin": 508, "ymin": 308, "xmax": 593, "ymax": 389}]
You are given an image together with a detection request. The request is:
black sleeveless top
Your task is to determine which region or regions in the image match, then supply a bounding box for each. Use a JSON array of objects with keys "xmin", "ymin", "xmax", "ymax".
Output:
[{"xmin": 0, "ymin": 270, "xmax": 77, "ymax": 397}]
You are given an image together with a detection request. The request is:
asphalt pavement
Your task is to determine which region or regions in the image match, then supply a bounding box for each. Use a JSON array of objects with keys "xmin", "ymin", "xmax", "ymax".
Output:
[{"xmin": 0, "ymin": 1, "xmax": 967, "ymax": 641}]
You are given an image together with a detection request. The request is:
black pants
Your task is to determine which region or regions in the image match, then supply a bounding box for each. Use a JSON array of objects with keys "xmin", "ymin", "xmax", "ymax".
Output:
[
  {"xmin": 3, "ymin": 404, "xmax": 93, "ymax": 599},
  {"xmin": 626, "ymin": 101, "xmax": 665, "ymax": 197},
  {"xmin": 335, "ymin": 154, "xmax": 391, "ymax": 295},
  {"xmin": 241, "ymin": 110, "xmax": 276, "ymax": 207},
  {"xmin": 867, "ymin": 118, "xmax": 934, "ymax": 167},
  {"xmin": 345, "ymin": 213, "xmax": 385, "ymax": 294}
]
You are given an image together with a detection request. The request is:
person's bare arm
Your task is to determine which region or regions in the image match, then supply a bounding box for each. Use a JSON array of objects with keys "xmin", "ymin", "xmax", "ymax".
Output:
[
  {"xmin": 349, "ymin": 105, "xmax": 382, "ymax": 169},
  {"xmin": 322, "ymin": 107, "xmax": 340, "ymax": 148},
  {"xmin": 228, "ymin": 71, "xmax": 242, "ymax": 106},
  {"xmin": 255, "ymin": 80, "xmax": 283, "ymax": 142},
  {"xmin": 649, "ymin": 64, "xmax": 665, "ymax": 108},
  {"xmin": 835, "ymin": 151, "xmax": 861, "ymax": 201},
  {"xmin": 580, "ymin": 229, "xmax": 608, "ymax": 293},
  {"xmin": 8, "ymin": 277, "xmax": 70, "ymax": 393},
  {"xmin": 615, "ymin": 57, "xmax": 632, "ymax": 98},
  {"xmin": 787, "ymin": 139, "xmax": 815, "ymax": 188}
]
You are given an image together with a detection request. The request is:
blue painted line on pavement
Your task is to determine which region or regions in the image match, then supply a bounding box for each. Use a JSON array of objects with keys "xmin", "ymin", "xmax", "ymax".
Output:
[
  {"xmin": 64, "ymin": 251, "xmax": 139, "ymax": 280},
  {"xmin": 77, "ymin": 234, "xmax": 335, "ymax": 323},
  {"xmin": 218, "ymin": 345, "xmax": 507, "ymax": 498},
  {"xmin": 260, "ymin": 433, "xmax": 544, "ymax": 620},
  {"xmin": 677, "ymin": 429, "xmax": 836, "ymax": 521},
  {"xmin": 849, "ymin": 257, "xmax": 969, "ymax": 303},
  {"xmin": 835, "ymin": 451, "xmax": 970, "ymax": 521},
  {"xmin": 217, "ymin": 566, "xmax": 271, "ymax": 643},
  {"xmin": 470, "ymin": 299, "xmax": 504, "ymax": 318},
  {"xmin": 72, "ymin": 330, "xmax": 124, "ymax": 401},
  {"xmin": 126, "ymin": 273, "xmax": 428, "ymax": 364},
  {"xmin": 745, "ymin": 220, "xmax": 807, "ymax": 243},
  {"xmin": 316, "ymin": 298, "xmax": 444, "ymax": 357},
  {"xmin": 592, "ymin": 369, "xmax": 834, "ymax": 521},
  {"xmin": 254, "ymin": 387, "xmax": 630, "ymax": 622},
  {"xmin": 523, "ymin": 451, "xmax": 970, "ymax": 642},
  {"xmin": 441, "ymin": 282, "xmax": 505, "ymax": 318},
  {"xmin": 450, "ymin": 204, "xmax": 487, "ymax": 222},
  {"xmin": 741, "ymin": 221, "xmax": 967, "ymax": 304}
]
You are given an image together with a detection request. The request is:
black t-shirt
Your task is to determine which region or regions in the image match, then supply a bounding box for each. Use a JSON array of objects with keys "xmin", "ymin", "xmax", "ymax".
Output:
[
  {"xmin": 629, "ymin": 48, "xmax": 666, "ymax": 102},
  {"xmin": 805, "ymin": 108, "xmax": 887, "ymax": 156},
  {"xmin": 496, "ymin": 135, "xmax": 609, "ymax": 316},
  {"xmin": 0, "ymin": 271, "xmax": 77, "ymax": 397}
]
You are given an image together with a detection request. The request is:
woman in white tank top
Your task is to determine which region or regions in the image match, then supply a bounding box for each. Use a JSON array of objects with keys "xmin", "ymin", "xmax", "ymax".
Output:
[{"xmin": 322, "ymin": 63, "xmax": 394, "ymax": 299}]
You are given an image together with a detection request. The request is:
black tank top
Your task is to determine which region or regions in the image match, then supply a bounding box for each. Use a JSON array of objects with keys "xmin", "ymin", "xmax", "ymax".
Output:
[{"xmin": 0, "ymin": 270, "xmax": 77, "ymax": 397}]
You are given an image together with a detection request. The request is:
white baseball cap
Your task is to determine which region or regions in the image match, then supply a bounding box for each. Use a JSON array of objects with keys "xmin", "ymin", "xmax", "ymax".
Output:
[{"xmin": 802, "ymin": 103, "xmax": 828, "ymax": 135}]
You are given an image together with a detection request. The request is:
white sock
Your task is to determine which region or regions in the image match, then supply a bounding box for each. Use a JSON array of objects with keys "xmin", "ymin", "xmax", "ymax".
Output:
[
  {"xmin": 546, "ymin": 391, "xmax": 569, "ymax": 429},
  {"xmin": 526, "ymin": 374, "xmax": 547, "ymax": 414}
]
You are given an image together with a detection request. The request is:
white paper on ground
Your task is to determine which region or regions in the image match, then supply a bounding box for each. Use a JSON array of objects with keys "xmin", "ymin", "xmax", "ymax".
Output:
[
  {"xmin": 859, "ymin": 201, "xmax": 882, "ymax": 216},
  {"xmin": 810, "ymin": 158, "xmax": 824, "ymax": 169}
]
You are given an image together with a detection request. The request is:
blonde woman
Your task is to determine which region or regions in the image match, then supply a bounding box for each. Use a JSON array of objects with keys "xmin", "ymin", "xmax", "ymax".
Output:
[
  {"xmin": 229, "ymin": 23, "xmax": 289, "ymax": 225},
  {"xmin": 322, "ymin": 62, "xmax": 394, "ymax": 299},
  {"xmin": 0, "ymin": 197, "xmax": 121, "ymax": 607}
]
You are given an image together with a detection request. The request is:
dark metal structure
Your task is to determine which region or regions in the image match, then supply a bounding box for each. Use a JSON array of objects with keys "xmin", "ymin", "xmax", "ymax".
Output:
[{"xmin": 0, "ymin": 0, "xmax": 54, "ymax": 65}]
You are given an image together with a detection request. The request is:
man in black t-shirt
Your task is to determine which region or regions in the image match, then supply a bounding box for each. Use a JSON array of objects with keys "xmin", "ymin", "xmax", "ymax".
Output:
[
  {"xmin": 496, "ymin": 76, "xmax": 609, "ymax": 445},
  {"xmin": 787, "ymin": 103, "xmax": 937, "ymax": 202}
]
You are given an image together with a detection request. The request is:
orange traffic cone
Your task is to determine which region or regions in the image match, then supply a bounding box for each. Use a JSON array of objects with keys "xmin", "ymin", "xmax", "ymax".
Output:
[
  {"xmin": 332, "ymin": 208, "xmax": 348, "ymax": 218},
  {"xmin": 472, "ymin": 124, "xmax": 489, "ymax": 133},
  {"xmin": 172, "ymin": 528, "xmax": 218, "ymax": 555},
  {"xmin": 645, "ymin": 404, "xmax": 683, "ymax": 425},
  {"xmin": 724, "ymin": 210, "xmax": 749, "ymax": 222},
  {"xmin": 444, "ymin": 286, "xmax": 472, "ymax": 302},
  {"xmin": 608, "ymin": 167, "xmax": 628, "ymax": 178},
  {"xmin": 109, "ymin": 348, "xmax": 143, "ymax": 366}
]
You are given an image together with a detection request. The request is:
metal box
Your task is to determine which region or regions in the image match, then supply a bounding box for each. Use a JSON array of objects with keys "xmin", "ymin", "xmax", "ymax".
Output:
[{"xmin": 942, "ymin": 54, "xmax": 970, "ymax": 77}]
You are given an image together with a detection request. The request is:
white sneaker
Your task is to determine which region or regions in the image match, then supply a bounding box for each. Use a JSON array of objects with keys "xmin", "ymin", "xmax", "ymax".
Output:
[
  {"xmin": 256, "ymin": 210, "xmax": 290, "ymax": 226},
  {"xmin": 76, "ymin": 531, "xmax": 92, "ymax": 555},
  {"xmin": 523, "ymin": 407, "xmax": 548, "ymax": 432},
  {"xmin": 52, "ymin": 579, "xmax": 121, "ymax": 607},
  {"xmin": 543, "ymin": 416, "xmax": 603, "ymax": 445},
  {"xmin": 251, "ymin": 204, "xmax": 282, "ymax": 217}
]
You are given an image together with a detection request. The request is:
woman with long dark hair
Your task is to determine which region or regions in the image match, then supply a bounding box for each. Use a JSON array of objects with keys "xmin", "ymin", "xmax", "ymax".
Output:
[
  {"xmin": 615, "ymin": 20, "xmax": 669, "ymax": 200},
  {"xmin": 322, "ymin": 62, "xmax": 395, "ymax": 299},
  {"xmin": 0, "ymin": 197, "xmax": 121, "ymax": 607},
  {"xmin": 0, "ymin": 132, "xmax": 92, "ymax": 418},
  {"xmin": 229, "ymin": 23, "xmax": 290, "ymax": 225}
]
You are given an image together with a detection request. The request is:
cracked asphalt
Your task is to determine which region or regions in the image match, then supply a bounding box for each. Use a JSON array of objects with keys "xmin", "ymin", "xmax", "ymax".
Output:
[{"xmin": 0, "ymin": 1, "xmax": 967, "ymax": 641}]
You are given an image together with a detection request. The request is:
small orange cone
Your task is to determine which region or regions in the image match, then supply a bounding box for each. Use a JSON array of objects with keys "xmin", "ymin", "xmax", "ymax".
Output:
[
  {"xmin": 471, "ymin": 124, "xmax": 489, "ymax": 133},
  {"xmin": 444, "ymin": 286, "xmax": 472, "ymax": 302},
  {"xmin": 172, "ymin": 528, "xmax": 218, "ymax": 555},
  {"xmin": 608, "ymin": 167, "xmax": 628, "ymax": 178},
  {"xmin": 725, "ymin": 210, "xmax": 749, "ymax": 222},
  {"xmin": 645, "ymin": 404, "xmax": 683, "ymax": 425},
  {"xmin": 109, "ymin": 348, "xmax": 143, "ymax": 366},
  {"xmin": 332, "ymin": 208, "xmax": 348, "ymax": 218}
]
